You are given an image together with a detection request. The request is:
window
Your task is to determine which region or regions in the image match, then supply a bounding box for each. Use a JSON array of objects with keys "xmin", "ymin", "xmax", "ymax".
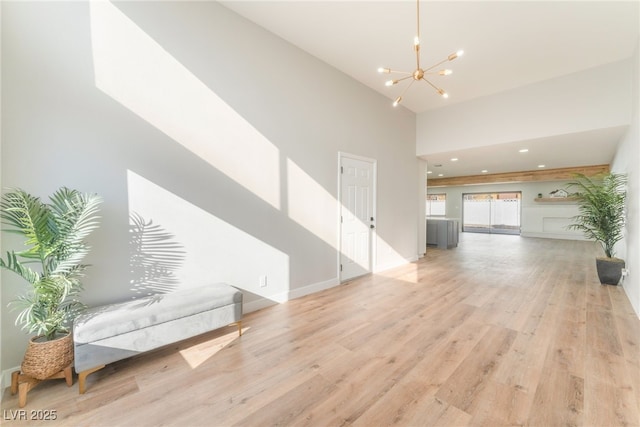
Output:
[
  {"xmin": 462, "ymin": 192, "xmax": 521, "ymax": 235},
  {"xmin": 426, "ymin": 194, "xmax": 446, "ymax": 216}
]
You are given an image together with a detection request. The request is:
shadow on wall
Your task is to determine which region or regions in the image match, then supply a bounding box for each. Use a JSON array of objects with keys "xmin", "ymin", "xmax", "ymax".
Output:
[
  {"xmin": 89, "ymin": 0, "xmax": 408, "ymax": 296},
  {"xmin": 126, "ymin": 169, "xmax": 291, "ymax": 302},
  {"xmin": 129, "ymin": 212, "xmax": 186, "ymax": 296}
]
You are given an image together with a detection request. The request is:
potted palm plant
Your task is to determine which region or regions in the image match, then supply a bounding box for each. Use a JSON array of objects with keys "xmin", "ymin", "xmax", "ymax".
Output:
[
  {"xmin": 1, "ymin": 187, "xmax": 101, "ymax": 379},
  {"xmin": 567, "ymin": 172, "xmax": 627, "ymax": 285}
]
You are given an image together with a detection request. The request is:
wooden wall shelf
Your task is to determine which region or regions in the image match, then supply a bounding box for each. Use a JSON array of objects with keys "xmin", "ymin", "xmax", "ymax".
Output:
[{"xmin": 427, "ymin": 164, "xmax": 609, "ymax": 187}]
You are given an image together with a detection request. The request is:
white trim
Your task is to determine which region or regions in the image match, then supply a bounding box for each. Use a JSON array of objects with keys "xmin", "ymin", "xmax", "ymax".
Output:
[
  {"xmin": 242, "ymin": 299, "xmax": 278, "ymax": 314},
  {"xmin": 336, "ymin": 154, "xmax": 343, "ymax": 282},
  {"xmin": 2, "ymin": 367, "xmax": 19, "ymax": 395},
  {"xmin": 278, "ymin": 277, "xmax": 339, "ymax": 301},
  {"xmin": 338, "ymin": 151, "xmax": 378, "ymax": 166},
  {"xmin": 337, "ymin": 152, "xmax": 378, "ymax": 283},
  {"xmin": 242, "ymin": 277, "xmax": 340, "ymax": 314},
  {"xmin": 521, "ymin": 232, "xmax": 588, "ymax": 240}
]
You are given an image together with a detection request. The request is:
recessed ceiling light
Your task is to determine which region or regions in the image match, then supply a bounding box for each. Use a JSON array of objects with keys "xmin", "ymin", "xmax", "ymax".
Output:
[
  {"xmin": 451, "ymin": 158, "xmax": 459, "ymax": 162},
  {"xmin": 481, "ymin": 170, "xmax": 488, "ymax": 173},
  {"xmin": 438, "ymin": 174, "xmax": 444, "ymax": 177},
  {"xmin": 427, "ymin": 171, "xmax": 433, "ymax": 174},
  {"xmin": 519, "ymin": 149, "xmax": 529, "ymax": 153},
  {"xmin": 538, "ymin": 164, "xmax": 546, "ymax": 168}
]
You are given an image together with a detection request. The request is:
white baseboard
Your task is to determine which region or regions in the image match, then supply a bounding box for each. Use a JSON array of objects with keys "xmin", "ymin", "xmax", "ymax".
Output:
[
  {"xmin": 242, "ymin": 277, "xmax": 340, "ymax": 314},
  {"xmin": 1, "ymin": 366, "xmax": 19, "ymax": 398},
  {"xmin": 271, "ymin": 277, "xmax": 339, "ymax": 303},
  {"xmin": 242, "ymin": 298, "xmax": 278, "ymax": 314},
  {"xmin": 521, "ymin": 232, "xmax": 587, "ymax": 240}
]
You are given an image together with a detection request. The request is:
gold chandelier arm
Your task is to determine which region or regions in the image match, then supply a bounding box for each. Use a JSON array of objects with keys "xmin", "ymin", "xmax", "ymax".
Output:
[
  {"xmin": 423, "ymin": 57, "xmax": 450, "ymax": 73},
  {"xmin": 423, "ymin": 78, "xmax": 438, "ymax": 91},
  {"xmin": 388, "ymin": 70, "xmax": 413, "ymax": 75},
  {"xmin": 425, "ymin": 69, "xmax": 452, "ymax": 76},
  {"xmin": 424, "ymin": 51, "xmax": 463, "ymax": 73},
  {"xmin": 395, "ymin": 75, "xmax": 414, "ymax": 84},
  {"xmin": 386, "ymin": 74, "xmax": 414, "ymax": 87},
  {"xmin": 378, "ymin": 67, "xmax": 412, "ymax": 75},
  {"xmin": 394, "ymin": 79, "xmax": 416, "ymax": 107},
  {"xmin": 415, "ymin": 0, "xmax": 421, "ymax": 70},
  {"xmin": 416, "ymin": 0, "xmax": 420, "ymax": 41},
  {"xmin": 422, "ymin": 78, "xmax": 447, "ymax": 98}
]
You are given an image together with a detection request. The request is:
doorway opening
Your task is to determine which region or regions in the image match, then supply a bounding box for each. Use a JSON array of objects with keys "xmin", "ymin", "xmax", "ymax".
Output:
[{"xmin": 462, "ymin": 192, "xmax": 521, "ymax": 235}]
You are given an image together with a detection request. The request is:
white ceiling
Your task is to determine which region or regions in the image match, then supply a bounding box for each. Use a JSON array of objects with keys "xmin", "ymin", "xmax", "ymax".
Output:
[
  {"xmin": 424, "ymin": 126, "xmax": 628, "ymax": 178},
  {"xmin": 219, "ymin": 1, "xmax": 639, "ymax": 179}
]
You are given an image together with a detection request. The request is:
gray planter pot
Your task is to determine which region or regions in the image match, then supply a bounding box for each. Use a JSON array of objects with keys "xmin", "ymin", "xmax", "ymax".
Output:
[{"xmin": 596, "ymin": 257, "xmax": 625, "ymax": 285}]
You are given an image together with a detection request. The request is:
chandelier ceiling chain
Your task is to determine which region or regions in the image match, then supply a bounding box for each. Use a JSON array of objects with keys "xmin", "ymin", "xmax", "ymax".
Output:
[{"xmin": 378, "ymin": 0, "xmax": 464, "ymax": 107}]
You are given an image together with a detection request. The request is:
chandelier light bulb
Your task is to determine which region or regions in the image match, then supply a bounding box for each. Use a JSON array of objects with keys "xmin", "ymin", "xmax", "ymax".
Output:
[
  {"xmin": 393, "ymin": 96, "xmax": 402, "ymax": 107},
  {"xmin": 385, "ymin": 80, "xmax": 396, "ymax": 87},
  {"xmin": 414, "ymin": 36, "xmax": 420, "ymax": 46},
  {"xmin": 378, "ymin": 67, "xmax": 391, "ymax": 74},
  {"xmin": 448, "ymin": 50, "xmax": 464, "ymax": 61},
  {"xmin": 438, "ymin": 89, "xmax": 448, "ymax": 98},
  {"xmin": 439, "ymin": 69, "xmax": 453, "ymax": 76}
]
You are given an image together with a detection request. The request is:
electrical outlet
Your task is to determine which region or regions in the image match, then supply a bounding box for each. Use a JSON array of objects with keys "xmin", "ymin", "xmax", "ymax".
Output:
[
  {"xmin": 259, "ymin": 275, "xmax": 267, "ymax": 287},
  {"xmin": 622, "ymin": 268, "xmax": 630, "ymax": 277}
]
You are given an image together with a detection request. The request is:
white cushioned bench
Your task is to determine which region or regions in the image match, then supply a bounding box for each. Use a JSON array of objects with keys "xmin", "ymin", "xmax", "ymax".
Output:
[{"xmin": 73, "ymin": 283, "xmax": 242, "ymax": 393}]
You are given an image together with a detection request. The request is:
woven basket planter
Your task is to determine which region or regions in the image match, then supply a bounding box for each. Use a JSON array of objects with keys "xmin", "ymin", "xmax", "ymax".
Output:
[{"xmin": 21, "ymin": 333, "xmax": 74, "ymax": 380}]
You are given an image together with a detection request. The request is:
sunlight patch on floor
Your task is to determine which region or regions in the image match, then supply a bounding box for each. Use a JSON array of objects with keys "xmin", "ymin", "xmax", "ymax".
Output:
[{"xmin": 179, "ymin": 327, "xmax": 249, "ymax": 369}]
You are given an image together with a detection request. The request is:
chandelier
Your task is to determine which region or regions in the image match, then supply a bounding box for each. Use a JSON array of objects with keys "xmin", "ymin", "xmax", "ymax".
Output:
[{"xmin": 378, "ymin": 0, "xmax": 464, "ymax": 107}]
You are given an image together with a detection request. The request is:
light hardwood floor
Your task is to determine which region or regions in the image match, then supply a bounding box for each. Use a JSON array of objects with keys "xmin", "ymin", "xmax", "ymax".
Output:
[{"xmin": 2, "ymin": 233, "xmax": 639, "ymax": 426}]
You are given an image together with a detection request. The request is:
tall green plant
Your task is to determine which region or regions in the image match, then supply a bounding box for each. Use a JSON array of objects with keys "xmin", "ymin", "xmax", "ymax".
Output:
[
  {"xmin": 0, "ymin": 187, "xmax": 102, "ymax": 340},
  {"xmin": 567, "ymin": 172, "xmax": 627, "ymax": 258}
]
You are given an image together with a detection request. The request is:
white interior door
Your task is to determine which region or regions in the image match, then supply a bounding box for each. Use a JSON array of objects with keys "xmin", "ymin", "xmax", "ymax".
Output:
[{"xmin": 339, "ymin": 154, "xmax": 375, "ymax": 281}]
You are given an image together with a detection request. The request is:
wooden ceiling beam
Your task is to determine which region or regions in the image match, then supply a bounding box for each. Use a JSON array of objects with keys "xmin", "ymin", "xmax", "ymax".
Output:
[{"xmin": 427, "ymin": 164, "xmax": 610, "ymax": 187}]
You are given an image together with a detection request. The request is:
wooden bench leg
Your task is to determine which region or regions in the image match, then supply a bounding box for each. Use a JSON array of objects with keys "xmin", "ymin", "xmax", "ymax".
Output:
[
  {"xmin": 231, "ymin": 320, "xmax": 242, "ymax": 336},
  {"xmin": 78, "ymin": 365, "xmax": 105, "ymax": 394}
]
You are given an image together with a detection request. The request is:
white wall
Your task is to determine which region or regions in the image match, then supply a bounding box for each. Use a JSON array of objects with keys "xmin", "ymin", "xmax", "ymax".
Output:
[
  {"xmin": 611, "ymin": 38, "xmax": 640, "ymax": 317},
  {"xmin": 417, "ymin": 60, "xmax": 632, "ymax": 155},
  {"xmin": 428, "ymin": 180, "xmax": 587, "ymax": 240},
  {"xmin": 418, "ymin": 160, "xmax": 428, "ymax": 256},
  {"xmin": 1, "ymin": 2, "xmax": 417, "ymax": 378}
]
